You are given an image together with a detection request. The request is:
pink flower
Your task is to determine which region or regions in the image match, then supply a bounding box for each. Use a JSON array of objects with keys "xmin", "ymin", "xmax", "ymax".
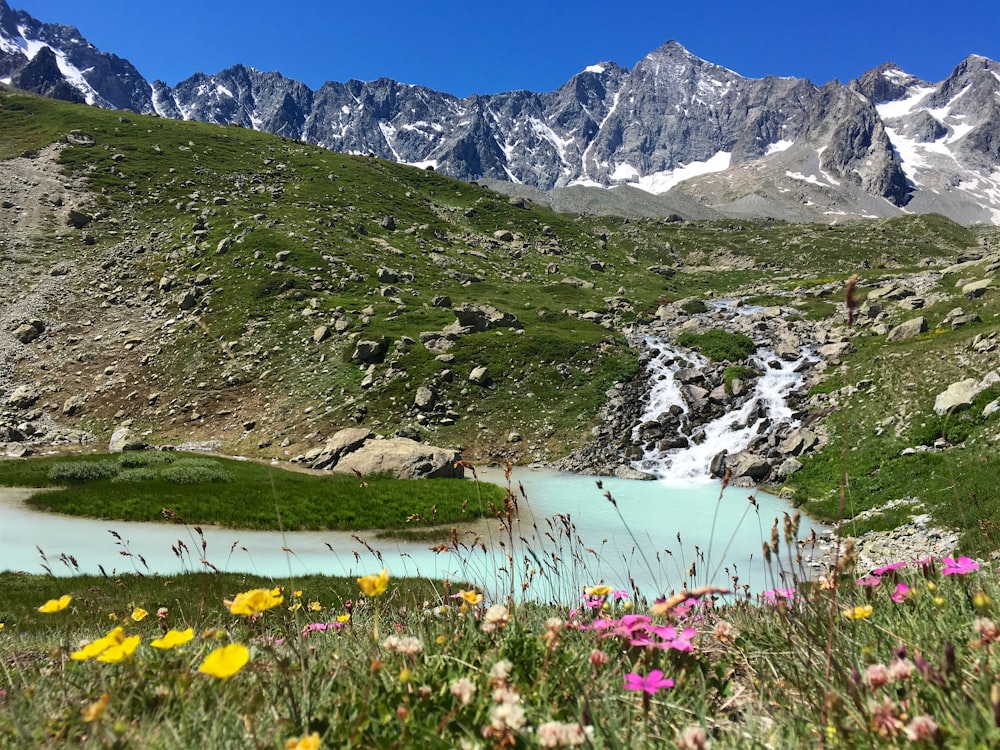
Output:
[
  {"xmin": 588, "ymin": 649, "xmax": 609, "ymax": 666},
  {"xmin": 856, "ymin": 575, "xmax": 882, "ymax": 588},
  {"xmin": 904, "ymin": 714, "xmax": 939, "ymax": 742},
  {"xmin": 888, "ymin": 657, "xmax": 915, "ymax": 681},
  {"xmin": 941, "ymin": 556, "xmax": 980, "ymax": 575},
  {"xmin": 866, "ymin": 663, "xmax": 891, "ymax": 689},
  {"xmin": 890, "ymin": 583, "xmax": 912, "ymax": 603},
  {"xmin": 763, "ymin": 587, "xmax": 795, "ymax": 601},
  {"xmin": 873, "ymin": 561, "xmax": 906, "ymax": 576},
  {"xmin": 624, "ymin": 669, "xmax": 674, "ymax": 694}
]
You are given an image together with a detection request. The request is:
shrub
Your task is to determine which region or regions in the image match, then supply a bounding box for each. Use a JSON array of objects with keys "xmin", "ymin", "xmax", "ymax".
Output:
[
  {"xmin": 677, "ymin": 329, "xmax": 756, "ymax": 362},
  {"xmin": 160, "ymin": 459, "xmax": 233, "ymax": 484},
  {"xmin": 119, "ymin": 451, "xmax": 174, "ymax": 468},
  {"xmin": 111, "ymin": 468, "xmax": 159, "ymax": 483},
  {"xmin": 47, "ymin": 460, "xmax": 119, "ymax": 484}
]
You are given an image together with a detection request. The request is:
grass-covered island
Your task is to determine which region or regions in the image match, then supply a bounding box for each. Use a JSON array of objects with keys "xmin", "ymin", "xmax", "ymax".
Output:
[{"xmin": 0, "ymin": 451, "xmax": 502, "ymax": 532}]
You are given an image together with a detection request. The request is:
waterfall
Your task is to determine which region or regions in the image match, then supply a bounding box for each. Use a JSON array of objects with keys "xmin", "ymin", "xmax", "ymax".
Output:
[{"xmin": 632, "ymin": 337, "xmax": 814, "ymax": 485}]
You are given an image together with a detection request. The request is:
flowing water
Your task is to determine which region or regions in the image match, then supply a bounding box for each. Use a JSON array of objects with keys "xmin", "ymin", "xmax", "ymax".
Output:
[{"xmin": 0, "ymin": 329, "xmax": 825, "ymax": 601}]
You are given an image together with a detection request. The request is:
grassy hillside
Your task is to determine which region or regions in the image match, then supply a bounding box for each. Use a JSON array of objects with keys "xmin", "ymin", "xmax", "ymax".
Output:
[{"xmin": 2, "ymin": 89, "xmax": 999, "ymax": 552}]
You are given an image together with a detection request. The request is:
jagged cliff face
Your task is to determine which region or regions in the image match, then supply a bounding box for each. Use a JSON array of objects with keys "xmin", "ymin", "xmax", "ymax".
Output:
[{"xmin": 1, "ymin": 0, "xmax": 998, "ymax": 223}]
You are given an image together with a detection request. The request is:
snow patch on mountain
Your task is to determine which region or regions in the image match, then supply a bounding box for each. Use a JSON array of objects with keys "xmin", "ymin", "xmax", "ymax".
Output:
[{"xmin": 626, "ymin": 151, "xmax": 732, "ymax": 194}]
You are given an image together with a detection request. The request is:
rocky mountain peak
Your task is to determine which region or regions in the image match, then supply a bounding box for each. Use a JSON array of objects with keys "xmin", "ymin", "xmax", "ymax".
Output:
[
  {"xmin": 850, "ymin": 62, "xmax": 928, "ymax": 104},
  {"xmin": 1, "ymin": 1, "xmax": 998, "ymax": 223}
]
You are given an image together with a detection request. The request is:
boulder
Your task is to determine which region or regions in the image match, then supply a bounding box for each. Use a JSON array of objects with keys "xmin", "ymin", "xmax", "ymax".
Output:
[
  {"xmin": 311, "ymin": 427, "xmax": 372, "ymax": 470},
  {"xmin": 451, "ymin": 303, "xmax": 522, "ymax": 332},
  {"xmin": 933, "ymin": 378, "xmax": 982, "ymax": 415},
  {"xmin": 886, "ymin": 316, "xmax": 927, "ymax": 342},
  {"xmin": 962, "ymin": 278, "xmax": 993, "ymax": 298},
  {"xmin": 333, "ymin": 438, "xmax": 463, "ymax": 479},
  {"xmin": 66, "ymin": 210, "xmax": 93, "ymax": 229},
  {"xmin": 730, "ymin": 454, "xmax": 771, "ymax": 482},
  {"xmin": 108, "ymin": 426, "xmax": 145, "ymax": 453},
  {"xmin": 773, "ymin": 457, "xmax": 803, "ymax": 482},
  {"xmin": 414, "ymin": 386, "xmax": 435, "ymax": 411},
  {"xmin": 12, "ymin": 323, "xmax": 41, "ymax": 344},
  {"xmin": 469, "ymin": 366, "xmax": 491, "ymax": 386},
  {"xmin": 351, "ymin": 339, "xmax": 388, "ymax": 363},
  {"xmin": 778, "ymin": 427, "xmax": 819, "ymax": 456},
  {"xmin": 6, "ymin": 384, "xmax": 39, "ymax": 409}
]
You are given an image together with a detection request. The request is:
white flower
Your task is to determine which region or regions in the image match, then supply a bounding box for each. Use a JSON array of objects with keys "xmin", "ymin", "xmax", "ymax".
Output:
[
  {"xmin": 488, "ymin": 658, "xmax": 513, "ymax": 684},
  {"xmin": 450, "ymin": 677, "xmax": 476, "ymax": 706},
  {"xmin": 489, "ymin": 702, "xmax": 526, "ymax": 731},
  {"xmin": 480, "ymin": 603, "xmax": 510, "ymax": 633},
  {"xmin": 537, "ymin": 721, "xmax": 591, "ymax": 747}
]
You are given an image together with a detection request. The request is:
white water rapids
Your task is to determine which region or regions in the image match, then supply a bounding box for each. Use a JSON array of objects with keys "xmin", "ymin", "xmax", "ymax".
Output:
[{"xmin": 630, "ymin": 337, "xmax": 815, "ymax": 485}]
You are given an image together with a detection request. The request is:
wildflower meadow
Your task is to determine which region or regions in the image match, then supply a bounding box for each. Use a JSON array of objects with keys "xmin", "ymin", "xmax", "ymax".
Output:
[{"xmin": 3, "ymin": 528, "xmax": 1000, "ymax": 748}]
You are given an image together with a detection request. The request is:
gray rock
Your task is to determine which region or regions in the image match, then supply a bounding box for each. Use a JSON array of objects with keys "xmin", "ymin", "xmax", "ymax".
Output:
[
  {"xmin": 469, "ymin": 366, "xmax": 491, "ymax": 386},
  {"xmin": 886, "ymin": 316, "xmax": 928, "ymax": 342},
  {"xmin": 962, "ymin": 278, "xmax": 993, "ymax": 298},
  {"xmin": 62, "ymin": 395, "xmax": 84, "ymax": 416},
  {"xmin": 177, "ymin": 289, "xmax": 198, "ymax": 311},
  {"xmin": 774, "ymin": 457, "xmax": 803, "ymax": 481},
  {"xmin": 7, "ymin": 384, "xmax": 39, "ymax": 409},
  {"xmin": 5, "ymin": 442, "xmax": 30, "ymax": 458},
  {"xmin": 351, "ymin": 339, "xmax": 388, "ymax": 363},
  {"xmin": 12, "ymin": 323, "xmax": 41, "ymax": 344},
  {"xmin": 731, "ymin": 454, "xmax": 771, "ymax": 482},
  {"xmin": 312, "ymin": 325, "xmax": 330, "ymax": 343},
  {"xmin": 332, "ymin": 438, "xmax": 463, "ymax": 479},
  {"xmin": 779, "ymin": 427, "xmax": 819, "ymax": 456},
  {"xmin": 108, "ymin": 425, "xmax": 144, "ymax": 453},
  {"xmin": 311, "ymin": 427, "xmax": 372, "ymax": 470},
  {"xmin": 451, "ymin": 303, "xmax": 523, "ymax": 332},
  {"xmin": 66, "ymin": 209, "xmax": 92, "ymax": 229},
  {"xmin": 414, "ymin": 386, "xmax": 435, "ymax": 411},
  {"xmin": 933, "ymin": 378, "xmax": 981, "ymax": 415}
]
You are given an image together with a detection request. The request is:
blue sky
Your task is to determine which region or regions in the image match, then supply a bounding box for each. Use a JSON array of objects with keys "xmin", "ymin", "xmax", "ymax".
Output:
[{"xmin": 19, "ymin": 0, "xmax": 1000, "ymax": 96}]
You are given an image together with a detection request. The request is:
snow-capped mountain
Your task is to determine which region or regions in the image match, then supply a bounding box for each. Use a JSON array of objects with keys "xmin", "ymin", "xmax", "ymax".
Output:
[{"xmin": 2, "ymin": 0, "xmax": 998, "ymax": 223}]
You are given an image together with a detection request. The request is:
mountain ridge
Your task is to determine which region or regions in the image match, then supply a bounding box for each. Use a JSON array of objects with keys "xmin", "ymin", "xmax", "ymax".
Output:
[{"xmin": 1, "ymin": 0, "xmax": 998, "ymax": 224}]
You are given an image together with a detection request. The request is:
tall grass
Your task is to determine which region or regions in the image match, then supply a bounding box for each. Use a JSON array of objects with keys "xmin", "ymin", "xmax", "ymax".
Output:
[{"xmin": 2, "ymin": 482, "xmax": 999, "ymax": 747}]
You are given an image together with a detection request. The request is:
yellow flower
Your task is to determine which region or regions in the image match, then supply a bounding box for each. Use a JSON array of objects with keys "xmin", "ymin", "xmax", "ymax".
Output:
[
  {"xmin": 336, "ymin": 613, "xmax": 351, "ymax": 623},
  {"xmin": 225, "ymin": 587, "xmax": 284, "ymax": 615},
  {"xmin": 585, "ymin": 585, "xmax": 612, "ymax": 598},
  {"xmin": 288, "ymin": 600, "xmax": 302, "ymax": 613},
  {"xmin": 843, "ymin": 605, "xmax": 874, "ymax": 621},
  {"xmin": 293, "ymin": 590, "xmax": 303, "ymax": 598},
  {"xmin": 199, "ymin": 643, "xmax": 250, "ymax": 679},
  {"xmin": 285, "ymin": 732, "xmax": 321, "ymax": 750},
  {"xmin": 71, "ymin": 626, "xmax": 125, "ymax": 661},
  {"xmin": 37, "ymin": 594, "xmax": 72, "ymax": 613},
  {"xmin": 81, "ymin": 693, "xmax": 110, "ymax": 723},
  {"xmin": 357, "ymin": 568, "xmax": 390, "ymax": 597},
  {"xmin": 96, "ymin": 635, "xmax": 140, "ymax": 663},
  {"xmin": 974, "ymin": 592, "xmax": 992, "ymax": 612},
  {"xmin": 151, "ymin": 628, "xmax": 194, "ymax": 650},
  {"xmin": 456, "ymin": 589, "xmax": 483, "ymax": 606},
  {"xmin": 131, "ymin": 607, "xmax": 148, "ymax": 622},
  {"xmin": 308, "ymin": 601, "xmax": 322, "ymax": 612}
]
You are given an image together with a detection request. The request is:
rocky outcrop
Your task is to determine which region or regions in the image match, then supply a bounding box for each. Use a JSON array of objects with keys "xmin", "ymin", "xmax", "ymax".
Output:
[
  {"xmin": 296, "ymin": 428, "xmax": 463, "ymax": 479},
  {"xmin": 331, "ymin": 437, "xmax": 463, "ymax": 480},
  {"xmin": 933, "ymin": 372, "xmax": 1000, "ymax": 415}
]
